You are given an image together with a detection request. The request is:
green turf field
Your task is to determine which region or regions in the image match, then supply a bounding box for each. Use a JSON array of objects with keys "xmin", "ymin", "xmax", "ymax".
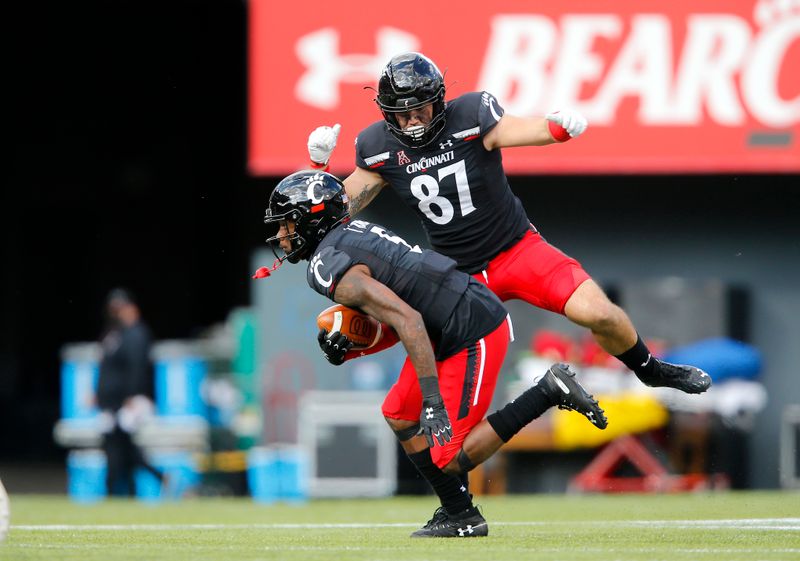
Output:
[{"xmin": 2, "ymin": 491, "xmax": 798, "ymax": 560}]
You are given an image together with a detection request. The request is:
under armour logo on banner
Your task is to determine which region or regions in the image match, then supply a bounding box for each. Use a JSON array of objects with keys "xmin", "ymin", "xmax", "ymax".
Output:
[{"xmin": 295, "ymin": 28, "xmax": 419, "ymax": 109}]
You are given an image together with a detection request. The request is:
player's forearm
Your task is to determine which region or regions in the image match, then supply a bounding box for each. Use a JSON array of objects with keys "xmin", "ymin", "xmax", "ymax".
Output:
[
  {"xmin": 362, "ymin": 306, "xmax": 437, "ymax": 376},
  {"xmin": 343, "ymin": 172, "xmax": 385, "ymax": 216},
  {"xmin": 484, "ymin": 114, "xmax": 554, "ymax": 149},
  {"xmin": 395, "ymin": 314, "xmax": 438, "ymax": 379},
  {"xmin": 360, "ymin": 297, "xmax": 436, "ymax": 375},
  {"xmin": 336, "ymin": 266, "xmax": 435, "ymax": 373},
  {"xmin": 347, "ymin": 186, "xmax": 378, "ymax": 215},
  {"xmin": 517, "ymin": 116, "xmax": 556, "ymax": 146},
  {"xmin": 356, "ymin": 294, "xmax": 436, "ymax": 375},
  {"xmin": 486, "ymin": 110, "xmax": 587, "ymax": 149}
]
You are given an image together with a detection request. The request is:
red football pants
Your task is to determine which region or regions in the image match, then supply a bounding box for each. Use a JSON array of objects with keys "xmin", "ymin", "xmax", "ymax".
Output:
[
  {"xmin": 473, "ymin": 229, "xmax": 590, "ymax": 314},
  {"xmin": 381, "ymin": 318, "xmax": 511, "ymax": 468}
]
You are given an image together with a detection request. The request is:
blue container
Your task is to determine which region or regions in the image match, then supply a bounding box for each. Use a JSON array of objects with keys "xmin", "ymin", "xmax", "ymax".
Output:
[
  {"xmin": 247, "ymin": 446, "xmax": 308, "ymax": 503},
  {"xmin": 153, "ymin": 346, "xmax": 207, "ymax": 417},
  {"xmin": 663, "ymin": 337, "xmax": 763, "ymax": 382},
  {"xmin": 247, "ymin": 447, "xmax": 280, "ymax": 503},
  {"xmin": 60, "ymin": 344, "xmax": 101, "ymax": 420},
  {"xmin": 135, "ymin": 450, "xmax": 201, "ymax": 502},
  {"xmin": 67, "ymin": 449, "xmax": 107, "ymax": 503},
  {"xmin": 277, "ymin": 447, "xmax": 309, "ymax": 503}
]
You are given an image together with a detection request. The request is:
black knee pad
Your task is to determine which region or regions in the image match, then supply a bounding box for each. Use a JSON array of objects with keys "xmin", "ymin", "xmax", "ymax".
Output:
[
  {"xmin": 392, "ymin": 423, "xmax": 421, "ymax": 441},
  {"xmin": 456, "ymin": 449, "xmax": 476, "ymax": 473}
]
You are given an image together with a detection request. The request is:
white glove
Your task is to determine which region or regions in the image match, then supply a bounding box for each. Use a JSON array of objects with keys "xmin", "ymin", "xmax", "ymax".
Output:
[
  {"xmin": 308, "ymin": 123, "xmax": 341, "ymax": 165},
  {"xmin": 545, "ymin": 110, "xmax": 588, "ymax": 139}
]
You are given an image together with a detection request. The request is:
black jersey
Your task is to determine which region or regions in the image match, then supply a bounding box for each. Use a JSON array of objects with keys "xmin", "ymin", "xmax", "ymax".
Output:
[
  {"xmin": 307, "ymin": 219, "xmax": 507, "ymax": 361},
  {"xmin": 355, "ymin": 91, "xmax": 532, "ymax": 274}
]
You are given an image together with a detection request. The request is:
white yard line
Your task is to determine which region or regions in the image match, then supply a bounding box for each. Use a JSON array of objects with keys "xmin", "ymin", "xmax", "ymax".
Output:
[
  {"xmin": 12, "ymin": 518, "xmax": 800, "ymax": 531},
  {"xmin": 13, "ymin": 523, "xmax": 416, "ymax": 530}
]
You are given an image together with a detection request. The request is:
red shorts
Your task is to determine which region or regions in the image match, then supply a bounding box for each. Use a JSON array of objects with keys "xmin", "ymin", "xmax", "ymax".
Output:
[
  {"xmin": 381, "ymin": 319, "xmax": 511, "ymax": 468},
  {"xmin": 473, "ymin": 230, "xmax": 590, "ymax": 314}
]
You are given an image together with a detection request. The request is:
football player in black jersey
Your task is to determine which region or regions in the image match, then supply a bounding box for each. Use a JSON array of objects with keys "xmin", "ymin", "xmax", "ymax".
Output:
[
  {"xmin": 307, "ymin": 52, "xmax": 711, "ymax": 397},
  {"xmin": 262, "ymin": 170, "xmax": 607, "ymax": 537}
]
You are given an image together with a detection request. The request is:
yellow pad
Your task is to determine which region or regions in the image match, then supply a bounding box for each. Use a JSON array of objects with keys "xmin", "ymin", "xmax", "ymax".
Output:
[{"xmin": 552, "ymin": 392, "xmax": 668, "ymax": 450}]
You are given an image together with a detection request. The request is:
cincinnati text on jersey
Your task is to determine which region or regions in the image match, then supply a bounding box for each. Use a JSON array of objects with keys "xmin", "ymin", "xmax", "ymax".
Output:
[{"xmin": 405, "ymin": 150, "xmax": 455, "ymax": 174}]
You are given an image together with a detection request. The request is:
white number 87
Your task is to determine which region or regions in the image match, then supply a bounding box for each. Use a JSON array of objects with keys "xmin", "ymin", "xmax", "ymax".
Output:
[{"xmin": 409, "ymin": 160, "xmax": 475, "ymax": 225}]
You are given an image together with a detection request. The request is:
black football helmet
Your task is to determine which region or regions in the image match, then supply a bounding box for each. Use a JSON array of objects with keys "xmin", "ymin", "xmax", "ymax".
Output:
[
  {"xmin": 376, "ymin": 52, "xmax": 446, "ymax": 148},
  {"xmin": 264, "ymin": 171, "xmax": 349, "ymax": 263}
]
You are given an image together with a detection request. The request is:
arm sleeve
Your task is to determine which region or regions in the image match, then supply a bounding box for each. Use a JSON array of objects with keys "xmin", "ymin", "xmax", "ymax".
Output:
[
  {"xmin": 354, "ymin": 124, "xmax": 390, "ymax": 172},
  {"xmin": 477, "ymin": 91, "xmax": 505, "ymax": 136},
  {"xmin": 354, "ymin": 133, "xmax": 368, "ymax": 169},
  {"xmin": 307, "ymin": 245, "xmax": 355, "ymax": 299}
]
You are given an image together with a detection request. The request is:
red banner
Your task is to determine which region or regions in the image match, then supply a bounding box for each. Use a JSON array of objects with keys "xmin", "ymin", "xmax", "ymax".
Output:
[{"xmin": 249, "ymin": 0, "xmax": 799, "ymax": 174}]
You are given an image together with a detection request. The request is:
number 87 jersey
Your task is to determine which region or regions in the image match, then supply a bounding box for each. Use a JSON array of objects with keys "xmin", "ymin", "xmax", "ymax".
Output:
[{"xmin": 355, "ymin": 91, "xmax": 532, "ymax": 275}]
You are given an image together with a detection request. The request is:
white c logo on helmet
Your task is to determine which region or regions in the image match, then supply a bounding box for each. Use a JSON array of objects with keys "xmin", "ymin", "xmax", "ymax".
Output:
[{"xmin": 306, "ymin": 177, "xmax": 325, "ymax": 204}]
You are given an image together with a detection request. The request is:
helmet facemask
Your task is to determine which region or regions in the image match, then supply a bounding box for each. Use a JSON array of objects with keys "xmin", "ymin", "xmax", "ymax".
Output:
[
  {"xmin": 379, "ymin": 95, "xmax": 446, "ymax": 147},
  {"xmin": 264, "ymin": 209, "xmax": 309, "ymax": 264},
  {"xmin": 375, "ymin": 53, "xmax": 447, "ymax": 148}
]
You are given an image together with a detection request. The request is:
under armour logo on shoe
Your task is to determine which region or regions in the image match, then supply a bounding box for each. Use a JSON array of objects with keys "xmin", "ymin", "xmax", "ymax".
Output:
[
  {"xmin": 425, "ymin": 407, "xmax": 434, "ymax": 420},
  {"xmin": 458, "ymin": 525, "xmax": 474, "ymax": 536},
  {"xmin": 460, "ymin": 485, "xmax": 466, "ymax": 492},
  {"xmin": 295, "ymin": 28, "xmax": 419, "ymax": 109}
]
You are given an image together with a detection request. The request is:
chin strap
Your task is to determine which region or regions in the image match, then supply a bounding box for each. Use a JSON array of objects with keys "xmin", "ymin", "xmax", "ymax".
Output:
[{"xmin": 252, "ymin": 258, "xmax": 285, "ymax": 279}]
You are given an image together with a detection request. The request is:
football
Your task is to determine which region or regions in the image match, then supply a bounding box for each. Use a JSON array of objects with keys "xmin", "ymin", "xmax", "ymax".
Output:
[{"xmin": 316, "ymin": 304, "xmax": 384, "ymax": 349}]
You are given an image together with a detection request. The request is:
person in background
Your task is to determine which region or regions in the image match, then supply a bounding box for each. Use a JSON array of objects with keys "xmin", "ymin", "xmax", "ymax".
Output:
[{"xmin": 96, "ymin": 288, "xmax": 163, "ymax": 496}]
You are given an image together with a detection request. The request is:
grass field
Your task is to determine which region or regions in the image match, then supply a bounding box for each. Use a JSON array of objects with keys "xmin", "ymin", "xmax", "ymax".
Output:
[{"xmin": 2, "ymin": 491, "xmax": 799, "ymax": 560}]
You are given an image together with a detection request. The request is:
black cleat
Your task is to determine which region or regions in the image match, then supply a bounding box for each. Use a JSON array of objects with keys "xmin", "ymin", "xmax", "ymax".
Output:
[
  {"xmin": 639, "ymin": 358, "xmax": 712, "ymax": 394},
  {"xmin": 539, "ymin": 363, "xmax": 608, "ymax": 429},
  {"xmin": 415, "ymin": 506, "xmax": 447, "ymax": 532},
  {"xmin": 410, "ymin": 506, "xmax": 488, "ymax": 538}
]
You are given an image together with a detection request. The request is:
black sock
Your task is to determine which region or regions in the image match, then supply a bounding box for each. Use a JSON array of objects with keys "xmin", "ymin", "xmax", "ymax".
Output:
[
  {"xmin": 487, "ymin": 385, "xmax": 553, "ymax": 443},
  {"xmin": 458, "ymin": 471, "xmax": 469, "ymax": 496},
  {"xmin": 614, "ymin": 334, "xmax": 656, "ymax": 379},
  {"xmin": 407, "ymin": 449, "xmax": 473, "ymax": 516}
]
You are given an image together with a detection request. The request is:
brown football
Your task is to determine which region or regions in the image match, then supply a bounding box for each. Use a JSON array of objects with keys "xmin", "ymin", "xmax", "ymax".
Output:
[{"xmin": 316, "ymin": 304, "xmax": 384, "ymax": 349}]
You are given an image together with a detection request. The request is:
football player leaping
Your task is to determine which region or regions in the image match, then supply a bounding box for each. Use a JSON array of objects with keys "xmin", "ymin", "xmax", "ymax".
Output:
[
  {"xmin": 307, "ymin": 52, "xmax": 710, "ymax": 398},
  {"xmin": 262, "ymin": 170, "xmax": 607, "ymax": 537}
]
